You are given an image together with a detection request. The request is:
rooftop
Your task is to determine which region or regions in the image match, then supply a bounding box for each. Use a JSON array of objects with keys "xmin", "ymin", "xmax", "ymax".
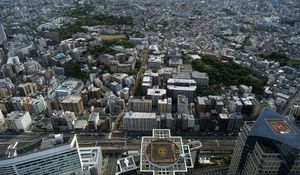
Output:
[
  {"xmin": 146, "ymin": 140, "xmax": 179, "ymax": 164},
  {"xmin": 178, "ymin": 95, "xmax": 188, "ymax": 104},
  {"xmin": 79, "ymin": 147, "xmax": 101, "ymax": 164},
  {"xmin": 88, "ymin": 112, "xmax": 99, "ymax": 121},
  {"xmin": 249, "ymin": 108, "xmax": 300, "ymax": 149},
  {"xmin": 147, "ymin": 88, "xmax": 166, "ymax": 96},
  {"xmin": 167, "ymin": 79, "xmax": 197, "ymax": 91},
  {"xmin": 140, "ymin": 129, "xmax": 193, "ymax": 174},
  {"xmin": 116, "ymin": 156, "xmax": 138, "ymax": 175},
  {"xmin": 266, "ymin": 119, "xmax": 294, "ymax": 134},
  {"xmin": 0, "ymin": 134, "xmax": 74, "ymax": 160},
  {"xmin": 191, "ymin": 71, "xmax": 209, "ymax": 78},
  {"xmin": 61, "ymin": 95, "xmax": 82, "ymax": 103},
  {"xmin": 7, "ymin": 111, "xmax": 29, "ymax": 120},
  {"xmin": 124, "ymin": 112, "xmax": 156, "ymax": 119}
]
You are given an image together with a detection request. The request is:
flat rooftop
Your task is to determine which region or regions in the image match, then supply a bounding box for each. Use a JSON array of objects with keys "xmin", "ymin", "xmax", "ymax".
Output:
[
  {"xmin": 61, "ymin": 95, "xmax": 82, "ymax": 103},
  {"xmin": 167, "ymin": 79, "xmax": 197, "ymax": 91},
  {"xmin": 146, "ymin": 140, "xmax": 179, "ymax": 164},
  {"xmin": 79, "ymin": 147, "xmax": 101, "ymax": 164},
  {"xmin": 147, "ymin": 88, "xmax": 166, "ymax": 96},
  {"xmin": 7, "ymin": 111, "xmax": 28, "ymax": 120},
  {"xmin": 88, "ymin": 112, "xmax": 99, "ymax": 121},
  {"xmin": 124, "ymin": 112, "xmax": 156, "ymax": 119},
  {"xmin": 266, "ymin": 119, "xmax": 294, "ymax": 134},
  {"xmin": 0, "ymin": 134, "xmax": 73, "ymax": 160},
  {"xmin": 178, "ymin": 95, "xmax": 188, "ymax": 103},
  {"xmin": 116, "ymin": 156, "xmax": 137, "ymax": 174},
  {"xmin": 140, "ymin": 129, "xmax": 193, "ymax": 174},
  {"xmin": 191, "ymin": 71, "xmax": 208, "ymax": 78}
]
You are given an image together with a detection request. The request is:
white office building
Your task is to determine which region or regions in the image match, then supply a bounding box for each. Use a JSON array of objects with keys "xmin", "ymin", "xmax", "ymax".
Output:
[
  {"xmin": 6, "ymin": 111, "xmax": 32, "ymax": 131},
  {"xmin": 0, "ymin": 134, "xmax": 82, "ymax": 175},
  {"xmin": 79, "ymin": 147, "xmax": 103, "ymax": 175},
  {"xmin": 123, "ymin": 112, "xmax": 158, "ymax": 132}
]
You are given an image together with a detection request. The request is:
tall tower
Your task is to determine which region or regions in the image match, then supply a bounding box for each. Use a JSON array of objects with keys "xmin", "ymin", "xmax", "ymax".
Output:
[{"xmin": 229, "ymin": 108, "xmax": 300, "ymax": 175}]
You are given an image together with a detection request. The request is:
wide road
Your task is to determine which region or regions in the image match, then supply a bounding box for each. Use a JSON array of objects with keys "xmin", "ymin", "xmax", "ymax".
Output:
[{"xmin": 77, "ymin": 137, "xmax": 236, "ymax": 154}]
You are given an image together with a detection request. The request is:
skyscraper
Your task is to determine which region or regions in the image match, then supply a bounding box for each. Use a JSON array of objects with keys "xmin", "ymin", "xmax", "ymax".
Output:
[
  {"xmin": 0, "ymin": 134, "xmax": 103, "ymax": 175},
  {"xmin": 0, "ymin": 23, "xmax": 7, "ymax": 45},
  {"xmin": 61, "ymin": 95, "xmax": 84, "ymax": 113},
  {"xmin": 229, "ymin": 108, "xmax": 300, "ymax": 175},
  {"xmin": 0, "ymin": 134, "xmax": 82, "ymax": 175}
]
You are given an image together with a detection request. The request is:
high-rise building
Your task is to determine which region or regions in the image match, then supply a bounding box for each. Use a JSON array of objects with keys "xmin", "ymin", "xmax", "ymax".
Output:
[
  {"xmin": 191, "ymin": 71, "xmax": 209, "ymax": 86},
  {"xmin": 0, "ymin": 78, "xmax": 14, "ymax": 90},
  {"xmin": 79, "ymin": 147, "xmax": 103, "ymax": 175},
  {"xmin": 0, "ymin": 134, "xmax": 103, "ymax": 175},
  {"xmin": 61, "ymin": 95, "xmax": 84, "ymax": 113},
  {"xmin": 218, "ymin": 113, "xmax": 229, "ymax": 132},
  {"xmin": 1, "ymin": 64, "xmax": 17, "ymax": 81},
  {"xmin": 144, "ymin": 72, "xmax": 160, "ymax": 85},
  {"xmin": 17, "ymin": 83, "xmax": 37, "ymax": 96},
  {"xmin": 51, "ymin": 111, "xmax": 77, "ymax": 131},
  {"xmin": 158, "ymin": 113, "xmax": 173, "ymax": 129},
  {"xmin": 6, "ymin": 111, "xmax": 32, "ymax": 131},
  {"xmin": 158, "ymin": 98, "xmax": 172, "ymax": 113},
  {"xmin": 88, "ymin": 112, "xmax": 99, "ymax": 130},
  {"xmin": 167, "ymin": 79, "xmax": 196, "ymax": 102},
  {"xmin": 196, "ymin": 96, "xmax": 207, "ymax": 114},
  {"xmin": 119, "ymin": 87, "xmax": 130, "ymax": 101},
  {"xmin": 11, "ymin": 97, "xmax": 25, "ymax": 111},
  {"xmin": 0, "ymin": 48, "xmax": 4, "ymax": 64},
  {"xmin": 123, "ymin": 112, "xmax": 158, "ymax": 132},
  {"xmin": 251, "ymin": 99, "xmax": 269, "ymax": 118},
  {"xmin": 289, "ymin": 105, "xmax": 300, "ymax": 119},
  {"xmin": 108, "ymin": 92, "xmax": 125, "ymax": 115},
  {"xmin": 142, "ymin": 76, "xmax": 152, "ymax": 96},
  {"xmin": 28, "ymin": 96, "xmax": 46, "ymax": 114},
  {"xmin": 128, "ymin": 97, "xmax": 152, "ymax": 112},
  {"xmin": 177, "ymin": 95, "xmax": 189, "ymax": 114},
  {"xmin": 228, "ymin": 113, "xmax": 243, "ymax": 133},
  {"xmin": 229, "ymin": 108, "xmax": 300, "ymax": 175},
  {"xmin": 147, "ymin": 88, "xmax": 166, "ymax": 107},
  {"xmin": 0, "ymin": 110, "xmax": 6, "ymax": 132},
  {"xmin": 0, "ymin": 23, "xmax": 7, "ymax": 44}
]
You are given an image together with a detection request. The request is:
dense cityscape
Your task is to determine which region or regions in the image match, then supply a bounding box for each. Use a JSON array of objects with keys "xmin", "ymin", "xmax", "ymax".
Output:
[{"xmin": 0, "ymin": 0, "xmax": 299, "ymax": 174}]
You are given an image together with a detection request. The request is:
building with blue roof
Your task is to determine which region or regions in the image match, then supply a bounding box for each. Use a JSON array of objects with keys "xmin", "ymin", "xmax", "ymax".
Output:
[{"xmin": 229, "ymin": 108, "xmax": 300, "ymax": 175}]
